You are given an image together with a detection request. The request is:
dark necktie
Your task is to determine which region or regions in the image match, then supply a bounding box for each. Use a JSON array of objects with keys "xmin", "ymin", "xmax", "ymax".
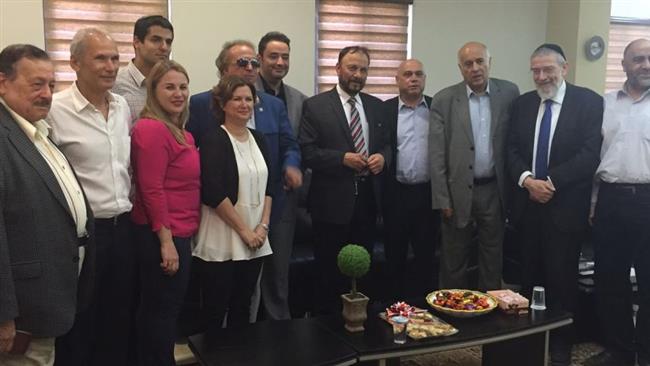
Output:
[
  {"xmin": 535, "ymin": 99, "xmax": 553, "ymax": 179},
  {"xmin": 348, "ymin": 98, "xmax": 367, "ymax": 157}
]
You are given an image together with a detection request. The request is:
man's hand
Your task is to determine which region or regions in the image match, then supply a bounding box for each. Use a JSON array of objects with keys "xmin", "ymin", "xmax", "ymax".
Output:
[
  {"xmin": 367, "ymin": 153, "xmax": 385, "ymax": 175},
  {"xmin": 343, "ymin": 152, "xmax": 368, "ymax": 172},
  {"xmin": 441, "ymin": 208, "xmax": 454, "ymax": 220},
  {"xmin": 523, "ymin": 177, "xmax": 555, "ymax": 203},
  {"xmin": 283, "ymin": 167, "xmax": 303, "ymax": 190},
  {"xmin": 0, "ymin": 320, "xmax": 15, "ymax": 354}
]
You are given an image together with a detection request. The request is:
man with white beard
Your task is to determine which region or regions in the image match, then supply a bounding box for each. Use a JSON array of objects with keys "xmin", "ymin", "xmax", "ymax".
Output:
[{"xmin": 506, "ymin": 43, "xmax": 603, "ymax": 366}]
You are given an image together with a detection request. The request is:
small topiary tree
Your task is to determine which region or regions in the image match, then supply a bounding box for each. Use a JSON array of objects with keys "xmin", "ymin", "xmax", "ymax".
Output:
[{"xmin": 337, "ymin": 244, "xmax": 371, "ymax": 297}]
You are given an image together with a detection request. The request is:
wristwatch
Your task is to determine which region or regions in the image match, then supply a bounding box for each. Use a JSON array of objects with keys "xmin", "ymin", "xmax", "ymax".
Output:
[{"xmin": 259, "ymin": 223, "xmax": 270, "ymax": 232}]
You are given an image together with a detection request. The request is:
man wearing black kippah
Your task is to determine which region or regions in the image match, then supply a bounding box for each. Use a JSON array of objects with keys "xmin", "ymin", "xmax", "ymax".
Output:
[{"xmin": 506, "ymin": 43, "xmax": 603, "ymax": 366}]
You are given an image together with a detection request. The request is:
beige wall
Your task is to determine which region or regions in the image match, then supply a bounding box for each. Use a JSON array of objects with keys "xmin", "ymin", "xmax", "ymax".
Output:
[
  {"xmin": 171, "ymin": 0, "xmax": 316, "ymax": 96},
  {"xmin": 0, "ymin": 0, "xmax": 44, "ymax": 48},
  {"xmin": 546, "ymin": 0, "xmax": 610, "ymax": 93},
  {"xmin": 412, "ymin": 0, "xmax": 549, "ymax": 95},
  {"xmin": 0, "ymin": 0, "xmax": 612, "ymax": 97}
]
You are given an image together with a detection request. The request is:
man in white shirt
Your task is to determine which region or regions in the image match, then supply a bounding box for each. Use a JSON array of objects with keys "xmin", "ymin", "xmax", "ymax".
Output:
[
  {"xmin": 113, "ymin": 15, "xmax": 173, "ymax": 123},
  {"xmin": 0, "ymin": 44, "xmax": 93, "ymax": 366},
  {"xmin": 47, "ymin": 28, "xmax": 133, "ymax": 366},
  {"xmin": 586, "ymin": 38, "xmax": 650, "ymax": 366}
]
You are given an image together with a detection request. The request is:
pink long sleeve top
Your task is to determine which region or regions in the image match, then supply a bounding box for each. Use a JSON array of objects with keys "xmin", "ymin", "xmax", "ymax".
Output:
[{"xmin": 131, "ymin": 118, "xmax": 200, "ymax": 238}]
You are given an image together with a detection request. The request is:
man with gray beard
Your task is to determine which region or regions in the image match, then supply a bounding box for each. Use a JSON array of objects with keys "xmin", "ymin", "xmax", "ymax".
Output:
[{"xmin": 506, "ymin": 43, "xmax": 603, "ymax": 366}]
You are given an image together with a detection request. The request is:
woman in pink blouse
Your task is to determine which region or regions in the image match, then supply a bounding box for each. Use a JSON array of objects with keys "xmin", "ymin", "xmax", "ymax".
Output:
[{"xmin": 130, "ymin": 60, "xmax": 200, "ymax": 366}]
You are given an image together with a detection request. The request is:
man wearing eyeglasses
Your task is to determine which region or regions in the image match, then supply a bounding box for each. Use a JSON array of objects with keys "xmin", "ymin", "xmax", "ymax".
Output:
[
  {"xmin": 506, "ymin": 44, "xmax": 602, "ymax": 366},
  {"xmin": 187, "ymin": 40, "xmax": 300, "ymax": 322}
]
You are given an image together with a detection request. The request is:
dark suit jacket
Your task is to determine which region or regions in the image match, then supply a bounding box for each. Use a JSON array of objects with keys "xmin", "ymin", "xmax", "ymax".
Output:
[
  {"xmin": 187, "ymin": 90, "xmax": 300, "ymax": 224},
  {"xmin": 0, "ymin": 104, "xmax": 95, "ymax": 337},
  {"xmin": 382, "ymin": 95, "xmax": 432, "ymax": 209},
  {"xmin": 299, "ymin": 87, "xmax": 391, "ymax": 224},
  {"xmin": 506, "ymin": 83, "xmax": 603, "ymax": 232}
]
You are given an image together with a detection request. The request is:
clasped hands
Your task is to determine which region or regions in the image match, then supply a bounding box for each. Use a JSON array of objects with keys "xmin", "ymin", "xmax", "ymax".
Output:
[
  {"xmin": 343, "ymin": 152, "xmax": 384, "ymax": 174},
  {"xmin": 523, "ymin": 176, "xmax": 555, "ymax": 203},
  {"xmin": 241, "ymin": 225, "xmax": 268, "ymax": 250}
]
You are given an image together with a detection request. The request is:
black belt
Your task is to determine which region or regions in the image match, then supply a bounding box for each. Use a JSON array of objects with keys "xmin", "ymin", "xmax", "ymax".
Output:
[
  {"xmin": 602, "ymin": 181, "xmax": 650, "ymax": 194},
  {"xmin": 95, "ymin": 212, "xmax": 130, "ymax": 227},
  {"xmin": 473, "ymin": 176, "xmax": 496, "ymax": 186}
]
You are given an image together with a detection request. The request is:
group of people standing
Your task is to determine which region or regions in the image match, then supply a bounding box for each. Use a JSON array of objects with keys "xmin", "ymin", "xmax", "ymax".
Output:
[{"xmin": 0, "ymin": 12, "xmax": 648, "ymax": 366}]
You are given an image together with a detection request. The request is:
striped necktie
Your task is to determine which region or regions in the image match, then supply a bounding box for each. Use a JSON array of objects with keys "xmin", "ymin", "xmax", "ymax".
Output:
[{"xmin": 348, "ymin": 98, "xmax": 367, "ymax": 157}]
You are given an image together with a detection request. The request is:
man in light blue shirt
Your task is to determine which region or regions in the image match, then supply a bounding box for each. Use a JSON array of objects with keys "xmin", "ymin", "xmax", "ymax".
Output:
[{"xmin": 382, "ymin": 59, "xmax": 438, "ymax": 300}]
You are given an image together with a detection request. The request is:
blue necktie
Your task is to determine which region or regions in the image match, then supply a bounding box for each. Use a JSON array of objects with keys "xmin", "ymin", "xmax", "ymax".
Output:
[{"xmin": 535, "ymin": 99, "xmax": 553, "ymax": 179}]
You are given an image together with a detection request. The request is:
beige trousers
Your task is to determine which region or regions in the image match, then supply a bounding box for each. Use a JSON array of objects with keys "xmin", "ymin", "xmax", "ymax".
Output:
[{"xmin": 0, "ymin": 337, "xmax": 55, "ymax": 366}]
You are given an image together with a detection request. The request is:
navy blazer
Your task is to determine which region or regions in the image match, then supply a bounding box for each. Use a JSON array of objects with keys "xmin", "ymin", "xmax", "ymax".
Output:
[{"xmin": 187, "ymin": 90, "xmax": 300, "ymax": 224}]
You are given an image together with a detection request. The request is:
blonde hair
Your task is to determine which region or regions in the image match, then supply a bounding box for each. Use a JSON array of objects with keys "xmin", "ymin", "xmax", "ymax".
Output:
[{"xmin": 140, "ymin": 59, "xmax": 190, "ymax": 145}]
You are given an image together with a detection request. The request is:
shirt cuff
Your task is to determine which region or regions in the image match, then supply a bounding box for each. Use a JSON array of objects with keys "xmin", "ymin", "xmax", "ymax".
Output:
[{"xmin": 518, "ymin": 171, "xmax": 533, "ymax": 187}]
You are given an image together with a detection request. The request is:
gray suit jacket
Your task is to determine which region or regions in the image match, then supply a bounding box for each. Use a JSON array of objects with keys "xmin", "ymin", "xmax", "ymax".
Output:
[
  {"xmin": 255, "ymin": 77, "xmax": 307, "ymax": 135},
  {"xmin": 0, "ymin": 104, "xmax": 95, "ymax": 337},
  {"xmin": 429, "ymin": 78, "xmax": 519, "ymax": 228}
]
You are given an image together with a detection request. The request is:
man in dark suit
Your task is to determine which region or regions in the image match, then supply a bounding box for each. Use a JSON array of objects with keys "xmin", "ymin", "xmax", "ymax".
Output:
[
  {"xmin": 0, "ymin": 44, "xmax": 94, "ymax": 365},
  {"xmin": 299, "ymin": 46, "xmax": 390, "ymax": 314},
  {"xmin": 252, "ymin": 31, "xmax": 308, "ymax": 321},
  {"xmin": 382, "ymin": 59, "xmax": 438, "ymax": 300},
  {"xmin": 430, "ymin": 42, "xmax": 519, "ymax": 291},
  {"xmin": 507, "ymin": 44, "xmax": 603, "ymax": 366}
]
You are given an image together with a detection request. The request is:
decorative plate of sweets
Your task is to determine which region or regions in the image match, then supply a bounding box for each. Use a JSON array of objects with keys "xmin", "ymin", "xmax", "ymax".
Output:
[
  {"xmin": 379, "ymin": 301, "xmax": 458, "ymax": 339},
  {"xmin": 426, "ymin": 290, "xmax": 498, "ymax": 318}
]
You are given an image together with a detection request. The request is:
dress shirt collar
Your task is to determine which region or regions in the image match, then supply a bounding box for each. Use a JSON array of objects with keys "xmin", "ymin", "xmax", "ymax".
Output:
[
  {"xmin": 542, "ymin": 80, "xmax": 567, "ymax": 106},
  {"xmin": 127, "ymin": 60, "xmax": 146, "ymax": 88},
  {"xmin": 0, "ymin": 97, "xmax": 51, "ymax": 142},
  {"xmin": 618, "ymin": 81, "xmax": 650, "ymax": 103},
  {"xmin": 398, "ymin": 95, "xmax": 428, "ymax": 110},
  {"xmin": 465, "ymin": 82, "xmax": 491, "ymax": 98},
  {"xmin": 70, "ymin": 81, "xmax": 116, "ymax": 113},
  {"xmin": 337, "ymin": 84, "xmax": 362, "ymax": 106}
]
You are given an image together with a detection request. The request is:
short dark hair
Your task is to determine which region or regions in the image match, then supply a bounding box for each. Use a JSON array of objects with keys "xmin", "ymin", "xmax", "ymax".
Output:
[
  {"xmin": 337, "ymin": 46, "xmax": 370, "ymax": 64},
  {"xmin": 134, "ymin": 15, "xmax": 174, "ymax": 43},
  {"xmin": 211, "ymin": 75, "xmax": 257, "ymax": 123},
  {"xmin": 258, "ymin": 31, "xmax": 291, "ymax": 55},
  {"xmin": 0, "ymin": 44, "xmax": 50, "ymax": 80}
]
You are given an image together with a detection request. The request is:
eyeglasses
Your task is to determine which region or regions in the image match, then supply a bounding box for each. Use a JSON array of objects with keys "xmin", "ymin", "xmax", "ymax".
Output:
[{"xmin": 235, "ymin": 57, "xmax": 260, "ymax": 68}]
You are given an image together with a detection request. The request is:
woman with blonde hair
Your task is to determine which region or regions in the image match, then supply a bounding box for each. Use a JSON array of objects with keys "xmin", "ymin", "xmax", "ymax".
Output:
[
  {"xmin": 192, "ymin": 75, "xmax": 273, "ymax": 329},
  {"xmin": 130, "ymin": 59, "xmax": 200, "ymax": 365}
]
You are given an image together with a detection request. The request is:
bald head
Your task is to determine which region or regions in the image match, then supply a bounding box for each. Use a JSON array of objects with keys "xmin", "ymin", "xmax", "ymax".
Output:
[
  {"xmin": 396, "ymin": 59, "xmax": 426, "ymax": 103},
  {"xmin": 457, "ymin": 42, "xmax": 491, "ymax": 93},
  {"xmin": 622, "ymin": 38, "xmax": 650, "ymax": 95}
]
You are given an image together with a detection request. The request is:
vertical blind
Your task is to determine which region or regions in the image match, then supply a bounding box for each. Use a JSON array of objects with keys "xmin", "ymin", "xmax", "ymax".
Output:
[
  {"xmin": 317, "ymin": 0, "xmax": 411, "ymax": 100},
  {"xmin": 43, "ymin": 0, "xmax": 168, "ymax": 91},
  {"xmin": 606, "ymin": 20, "xmax": 650, "ymax": 93}
]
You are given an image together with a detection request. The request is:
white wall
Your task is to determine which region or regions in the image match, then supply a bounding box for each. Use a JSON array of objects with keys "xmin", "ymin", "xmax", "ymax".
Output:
[
  {"xmin": 171, "ymin": 0, "xmax": 316, "ymax": 96},
  {"xmin": 0, "ymin": 0, "xmax": 44, "ymax": 48},
  {"xmin": 1, "ymin": 0, "xmax": 550, "ymax": 97},
  {"xmin": 412, "ymin": 0, "xmax": 548, "ymax": 95}
]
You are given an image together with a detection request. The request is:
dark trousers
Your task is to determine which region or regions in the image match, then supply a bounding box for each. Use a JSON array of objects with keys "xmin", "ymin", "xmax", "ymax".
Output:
[
  {"xmin": 134, "ymin": 225, "xmax": 192, "ymax": 366},
  {"xmin": 312, "ymin": 178, "xmax": 377, "ymax": 315},
  {"xmin": 55, "ymin": 213, "xmax": 136, "ymax": 366},
  {"xmin": 383, "ymin": 181, "xmax": 439, "ymax": 301},
  {"xmin": 195, "ymin": 256, "xmax": 263, "ymax": 330},
  {"xmin": 520, "ymin": 203, "xmax": 584, "ymax": 365},
  {"xmin": 593, "ymin": 183, "xmax": 650, "ymax": 363}
]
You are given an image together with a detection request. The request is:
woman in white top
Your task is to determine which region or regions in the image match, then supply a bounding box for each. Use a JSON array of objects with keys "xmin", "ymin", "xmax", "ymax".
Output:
[{"xmin": 192, "ymin": 75, "xmax": 273, "ymax": 329}]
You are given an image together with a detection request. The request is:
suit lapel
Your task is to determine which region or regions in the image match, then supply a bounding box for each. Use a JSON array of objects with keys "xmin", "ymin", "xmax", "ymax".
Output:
[
  {"xmin": 524, "ymin": 93, "xmax": 542, "ymax": 157},
  {"xmin": 454, "ymin": 84, "xmax": 474, "ymax": 145},
  {"xmin": 489, "ymin": 79, "xmax": 501, "ymax": 140},
  {"xmin": 549, "ymin": 83, "xmax": 575, "ymax": 164},
  {"xmin": 0, "ymin": 106, "xmax": 74, "ymax": 220},
  {"xmin": 327, "ymin": 88, "xmax": 354, "ymax": 149}
]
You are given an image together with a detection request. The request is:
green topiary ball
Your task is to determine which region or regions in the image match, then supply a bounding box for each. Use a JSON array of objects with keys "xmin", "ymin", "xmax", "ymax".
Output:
[{"xmin": 337, "ymin": 244, "xmax": 371, "ymax": 279}]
